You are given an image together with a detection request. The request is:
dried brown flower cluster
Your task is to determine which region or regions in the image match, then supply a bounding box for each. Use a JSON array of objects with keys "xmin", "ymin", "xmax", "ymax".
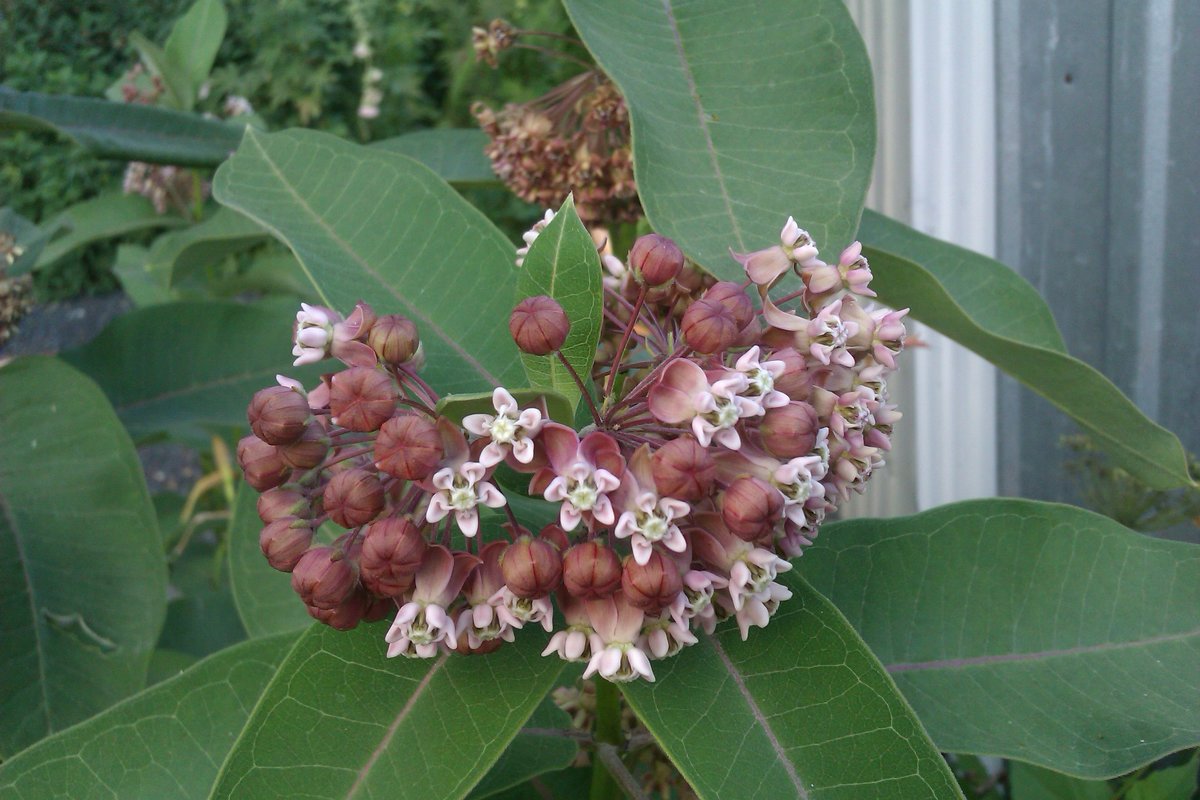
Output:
[
  {"xmin": 0, "ymin": 234, "xmax": 33, "ymax": 347},
  {"xmin": 474, "ymin": 71, "xmax": 639, "ymax": 225}
]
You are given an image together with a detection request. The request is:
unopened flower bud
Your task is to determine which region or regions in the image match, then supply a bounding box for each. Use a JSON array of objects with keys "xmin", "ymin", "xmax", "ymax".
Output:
[
  {"xmin": 501, "ymin": 535, "xmax": 563, "ymax": 598},
  {"xmin": 259, "ymin": 517, "xmax": 314, "ymax": 571},
  {"xmin": 562, "ymin": 541, "xmax": 622, "ymax": 599},
  {"xmin": 308, "ymin": 587, "xmax": 371, "ymax": 631},
  {"xmin": 722, "ymin": 476, "xmax": 784, "ymax": 539},
  {"xmin": 330, "ymin": 367, "xmax": 396, "ymax": 432},
  {"xmin": 359, "ymin": 517, "xmax": 427, "ymax": 596},
  {"xmin": 681, "ymin": 298, "xmax": 739, "ymax": 353},
  {"xmin": 277, "ymin": 422, "xmax": 331, "ymax": 469},
  {"xmin": 621, "ymin": 551, "xmax": 682, "ymax": 611},
  {"xmin": 292, "ymin": 546, "xmax": 359, "ymax": 610},
  {"xmin": 237, "ymin": 435, "xmax": 291, "ymax": 491},
  {"xmin": 247, "ymin": 385, "xmax": 311, "ymax": 445},
  {"xmin": 760, "ymin": 402, "xmax": 821, "ymax": 458},
  {"xmin": 323, "ymin": 468, "xmax": 385, "ymax": 528},
  {"xmin": 368, "ymin": 314, "xmax": 419, "ymax": 365},
  {"xmin": 257, "ymin": 486, "xmax": 311, "ymax": 524},
  {"xmin": 375, "ymin": 414, "xmax": 443, "ymax": 479},
  {"xmin": 651, "ymin": 437, "xmax": 716, "ymax": 501},
  {"xmin": 509, "ymin": 295, "xmax": 569, "ymax": 355},
  {"xmin": 629, "ymin": 233, "xmax": 684, "ymax": 286},
  {"xmin": 703, "ymin": 281, "xmax": 754, "ymax": 329},
  {"xmin": 770, "ymin": 347, "xmax": 811, "ymax": 399}
]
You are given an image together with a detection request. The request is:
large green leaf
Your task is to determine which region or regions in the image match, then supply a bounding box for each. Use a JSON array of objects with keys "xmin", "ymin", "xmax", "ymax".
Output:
[
  {"xmin": 213, "ymin": 127, "xmax": 525, "ymax": 394},
  {"xmin": 62, "ymin": 299, "xmax": 328, "ymax": 442},
  {"xmin": 210, "ymin": 622, "xmax": 565, "ymax": 799},
  {"xmin": 806, "ymin": 499, "xmax": 1200, "ymax": 778},
  {"xmin": 0, "ymin": 88, "xmax": 244, "ymax": 166},
  {"xmin": 859, "ymin": 211, "xmax": 1194, "ymax": 491},
  {"xmin": 621, "ymin": 573, "xmax": 963, "ymax": 800},
  {"xmin": 1008, "ymin": 763, "xmax": 1109, "ymax": 800},
  {"xmin": 0, "ymin": 357, "xmax": 167, "ymax": 756},
  {"xmin": 227, "ymin": 481, "xmax": 312, "ymax": 639},
  {"xmin": 467, "ymin": 697, "xmax": 579, "ymax": 799},
  {"xmin": 158, "ymin": 207, "xmax": 269, "ymax": 287},
  {"xmin": 516, "ymin": 196, "xmax": 603, "ymax": 412},
  {"xmin": 372, "ymin": 129, "xmax": 499, "ymax": 188},
  {"xmin": 564, "ymin": 0, "xmax": 875, "ymax": 266},
  {"xmin": 0, "ymin": 634, "xmax": 294, "ymax": 799},
  {"xmin": 35, "ymin": 192, "xmax": 187, "ymax": 271},
  {"xmin": 163, "ymin": 0, "xmax": 228, "ymax": 107}
]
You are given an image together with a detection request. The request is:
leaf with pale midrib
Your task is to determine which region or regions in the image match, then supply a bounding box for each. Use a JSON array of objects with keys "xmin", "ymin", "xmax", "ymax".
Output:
[
  {"xmin": 0, "ymin": 634, "xmax": 295, "ymax": 799},
  {"xmin": 210, "ymin": 623, "xmax": 565, "ymax": 800},
  {"xmin": 807, "ymin": 499, "xmax": 1200, "ymax": 778},
  {"xmin": 620, "ymin": 573, "xmax": 963, "ymax": 800},
  {"xmin": 564, "ymin": 0, "xmax": 875, "ymax": 267},
  {"xmin": 517, "ymin": 196, "xmax": 603, "ymax": 413},
  {"xmin": 372, "ymin": 129, "xmax": 499, "ymax": 188},
  {"xmin": 858, "ymin": 210, "xmax": 1194, "ymax": 491},
  {"xmin": 0, "ymin": 357, "xmax": 167, "ymax": 757},
  {"xmin": 212, "ymin": 127, "xmax": 526, "ymax": 395}
]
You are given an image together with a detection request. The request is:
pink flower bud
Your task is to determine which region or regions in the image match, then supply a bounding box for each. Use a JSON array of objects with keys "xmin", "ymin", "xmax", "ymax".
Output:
[
  {"xmin": 258, "ymin": 517, "xmax": 314, "ymax": 571},
  {"xmin": 759, "ymin": 402, "xmax": 821, "ymax": 458},
  {"xmin": 307, "ymin": 586, "xmax": 371, "ymax": 631},
  {"xmin": 501, "ymin": 535, "xmax": 563, "ymax": 598},
  {"xmin": 277, "ymin": 422, "xmax": 331, "ymax": 469},
  {"xmin": 703, "ymin": 281, "xmax": 754, "ymax": 329},
  {"xmin": 359, "ymin": 517, "xmax": 427, "ymax": 596},
  {"xmin": 770, "ymin": 347, "xmax": 811, "ymax": 399},
  {"xmin": 509, "ymin": 295, "xmax": 570, "ymax": 355},
  {"xmin": 375, "ymin": 414, "xmax": 443, "ymax": 480},
  {"xmin": 256, "ymin": 486, "xmax": 311, "ymax": 524},
  {"xmin": 368, "ymin": 314, "xmax": 420, "ymax": 365},
  {"xmin": 330, "ymin": 366, "xmax": 396, "ymax": 432},
  {"xmin": 247, "ymin": 385, "xmax": 311, "ymax": 445},
  {"xmin": 621, "ymin": 551, "xmax": 682, "ymax": 612},
  {"xmin": 562, "ymin": 541, "xmax": 622, "ymax": 599},
  {"xmin": 628, "ymin": 233, "xmax": 684, "ymax": 286},
  {"xmin": 681, "ymin": 298, "xmax": 739, "ymax": 353},
  {"xmin": 721, "ymin": 476, "xmax": 784, "ymax": 540},
  {"xmin": 323, "ymin": 468, "xmax": 385, "ymax": 528},
  {"xmin": 291, "ymin": 546, "xmax": 358, "ymax": 610},
  {"xmin": 650, "ymin": 437, "xmax": 716, "ymax": 501},
  {"xmin": 237, "ymin": 435, "xmax": 291, "ymax": 491}
]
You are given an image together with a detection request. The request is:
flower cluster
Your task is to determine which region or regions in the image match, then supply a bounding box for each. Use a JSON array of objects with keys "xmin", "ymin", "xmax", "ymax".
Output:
[
  {"xmin": 237, "ymin": 220, "xmax": 904, "ymax": 682},
  {"xmin": 473, "ymin": 62, "xmax": 638, "ymax": 224},
  {"xmin": 0, "ymin": 232, "xmax": 33, "ymax": 347}
]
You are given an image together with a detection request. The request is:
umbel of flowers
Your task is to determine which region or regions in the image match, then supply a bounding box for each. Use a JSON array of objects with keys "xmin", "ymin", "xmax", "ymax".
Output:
[{"xmin": 237, "ymin": 219, "xmax": 906, "ymax": 683}]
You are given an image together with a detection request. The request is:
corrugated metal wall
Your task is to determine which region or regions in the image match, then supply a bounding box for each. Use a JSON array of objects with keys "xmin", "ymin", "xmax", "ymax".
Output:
[{"xmin": 996, "ymin": 0, "xmax": 1199, "ymax": 538}]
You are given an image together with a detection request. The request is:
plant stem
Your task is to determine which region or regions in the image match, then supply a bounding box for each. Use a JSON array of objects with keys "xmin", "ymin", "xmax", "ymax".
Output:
[
  {"xmin": 596, "ymin": 743, "xmax": 650, "ymax": 800},
  {"xmin": 589, "ymin": 680, "xmax": 624, "ymax": 800},
  {"xmin": 605, "ymin": 284, "xmax": 648, "ymax": 399},
  {"xmin": 556, "ymin": 351, "xmax": 603, "ymax": 425}
]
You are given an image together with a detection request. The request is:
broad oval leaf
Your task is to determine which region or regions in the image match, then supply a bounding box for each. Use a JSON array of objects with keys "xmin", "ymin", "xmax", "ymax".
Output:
[
  {"xmin": 859, "ymin": 210, "xmax": 1194, "ymax": 491},
  {"xmin": 0, "ymin": 89, "xmax": 244, "ymax": 166},
  {"xmin": 159, "ymin": 206, "xmax": 269, "ymax": 287},
  {"xmin": 807, "ymin": 499, "xmax": 1200, "ymax": 778},
  {"xmin": 0, "ymin": 633, "xmax": 295, "ymax": 799},
  {"xmin": 213, "ymin": 127, "xmax": 526, "ymax": 394},
  {"xmin": 621, "ymin": 573, "xmax": 963, "ymax": 800},
  {"xmin": 466, "ymin": 697, "xmax": 579, "ymax": 800},
  {"xmin": 372, "ymin": 129, "xmax": 500, "ymax": 188},
  {"xmin": 227, "ymin": 481, "xmax": 312, "ymax": 639},
  {"xmin": 163, "ymin": 0, "xmax": 228, "ymax": 107},
  {"xmin": 210, "ymin": 622, "xmax": 564, "ymax": 800},
  {"xmin": 0, "ymin": 357, "xmax": 167, "ymax": 756},
  {"xmin": 33, "ymin": 192, "xmax": 187, "ymax": 272},
  {"xmin": 516, "ymin": 196, "xmax": 603, "ymax": 414},
  {"xmin": 62, "ymin": 299, "xmax": 327, "ymax": 442},
  {"xmin": 564, "ymin": 0, "xmax": 875, "ymax": 267}
]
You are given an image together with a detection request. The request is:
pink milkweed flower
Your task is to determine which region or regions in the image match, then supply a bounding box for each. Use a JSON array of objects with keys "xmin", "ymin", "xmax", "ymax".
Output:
[
  {"xmin": 870, "ymin": 307, "xmax": 909, "ymax": 369},
  {"xmin": 796, "ymin": 298, "xmax": 857, "ymax": 367},
  {"xmin": 462, "ymin": 388, "xmax": 544, "ymax": 467},
  {"xmin": 837, "ymin": 241, "xmax": 876, "ymax": 297},
  {"xmin": 456, "ymin": 542, "xmax": 515, "ymax": 649},
  {"xmin": 291, "ymin": 302, "xmax": 377, "ymax": 368},
  {"xmin": 667, "ymin": 568, "xmax": 727, "ymax": 635},
  {"xmin": 490, "ymin": 585, "xmax": 555, "ymax": 632},
  {"xmin": 583, "ymin": 593, "xmax": 655, "ymax": 683},
  {"xmin": 386, "ymin": 546, "xmax": 480, "ymax": 658},
  {"xmin": 772, "ymin": 454, "xmax": 828, "ymax": 525},
  {"xmin": 731, "ymin": 346, "xmax": 790, "ymax": 414},
  {"xmin": 613, "ymin": 445, "xmax": 690, "ymax": 565},
  {"xmin": 426, "ymin": 461, "xmax": 506, "ymax": 537},
  {"xmin": 639, "ymin": 611, "xmax": 699, "ymax": 659},
  {"xmin": 540, "ymin": 423, "xmax": 625, "ymax": 531},
  {"xmin": 732, "ymin": 216, "xmax": 821, "ymax": 288},
  {"xmin": 648, "ymin": 360, "xmax": 756, "ymax": 449},
  {"xmin": 689, "ymin": 513, "xmax": 792, "ymax": 613},
  {"xmin": 542, "ymin": 590, "xmax": 597, "ymax": 662},
  {"xmin": 720, "ymin": 578, "xmax": 794, "ymax": 641}
]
